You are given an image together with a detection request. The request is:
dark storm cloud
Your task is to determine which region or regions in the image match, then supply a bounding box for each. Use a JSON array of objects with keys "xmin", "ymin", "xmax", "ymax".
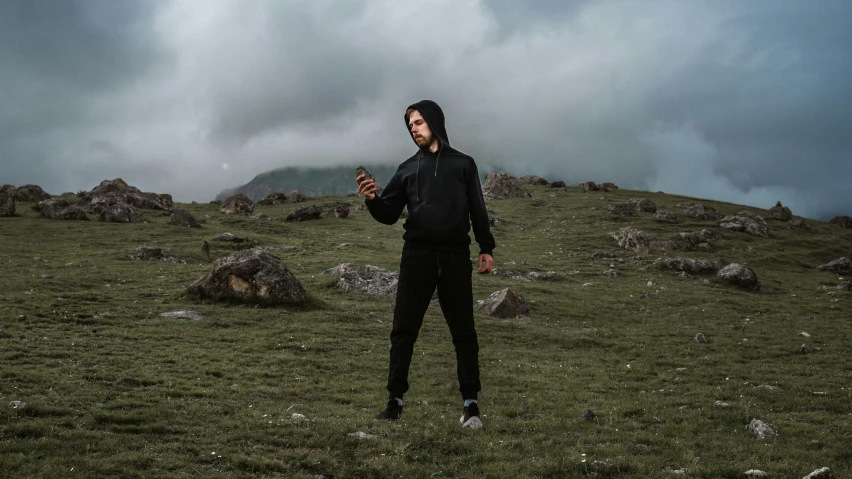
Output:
[{"xmin": 2, "ymin": 1, "xmax": 850, "ymax": 219}]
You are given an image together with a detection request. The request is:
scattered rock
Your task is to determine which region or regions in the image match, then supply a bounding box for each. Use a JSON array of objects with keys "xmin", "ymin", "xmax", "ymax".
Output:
[
  {"xmin": 220, "ymin": 194, "xmax": 254, "ymax": 216},
  {"xmin": 489, "ymin": 216, "xmax": 503, "ymax": 226},
  {"xmin": 0, "ymin": 184, "xmax": 16, "ymax": 217},
  {"xmin": 77, "ymin": 178, "xmax": 172, "ymax": 214},
  {"xmin": 527, "ymin": 271, "xmax": 557, "ymax": 281},
  {"xmin": 475, "ymin": 288, "xmax": 530, "ymax": 319},
  {"xmin": 580, "ymin": 181, "xmax": 598, "ymax": 192},
  {"xmin": 747, "ymin": 419, "xmax": 777, "ymax": 439},
  {"xmin": 608, "ymin": 203, "xmax": 638, "ymax": 217},
  {"xmin": 14, "ymin": 184, "xmax": 51, "ymax": 202},
  {"xmin": 36, "ymin": 199, "xmax": 87, "ymax": 220},
  {"xmin": 720, "ymin": 211, "xmax": 770, "ymax": 238},
  {"xmin": 169, "ymin": 208, "xmax": 201, "ymax": 228},
  {"xmin": 291, "ymin": 413, "xmax": 306, "ymax": 420},
  {"xmin": 601, "ymin": 269, "xmax": 619, "ymax": 277},
  {"xmin": 581, "ymin": 409, "xmax": 596, "ymax": 421},
  {"xmin": 653, "ymin": 210, "xmax": 678, "ymax": 223},
  {"xmin": 756, "ymin": 384, "xmax": 779, "ymax": 390},
  {"xmin": 695, "ymin": 333, "xmax": 708, "ymax": 343},
  {"xmin": 600, "ymin": 182, "xmax": 619, "ymax": 190},
  {"xmin": 714, "ymin": 401, "xmax": 730, "ymax": 407},
  {"xmin": 187, "ymin": 248, "xmax": 307, "ymax": 304},
  {"xmin": 349, "ymin": 431, "xmax": 376, "ymax": 440},
  {"xmin": 482, "ymin": 173, "xmax": 532, "ymax": 200},
  {"xmin": 285, "ymin": 190, "xmax": 306, "ymax": 203},
  {"xmin": 286, "ymin": 204, "xmax": 323, "ymax": 222},
  {"xmin": 490, "ymin": 269, "xmax": 533, "ymax": 283},
  {"xmin": 799, "ymin": 332, "xmax": 811, "ymax": 338},
  {"xmin": 327, "ymin": 204, "xmax": 350, "ymax": 218},
  {"xmin": 8, "ymin": 400, "xmax": 26, "ymax": 409},
  {"xmin": 679, "ymin": 228, "xmax": 725, "ymax": 245},
  {"xmin": 801, "ymin": 343, "xmax": 814, "ymax": 354},
  {"xmin": 129, "ymin": 246, "xmax": 186, "ymax": 264},
  {"xmin": 828, "ymin": 215, "xmax": 852, "ymax": 228},
  {"xmin": 663, "ymin": 257, "xmax": 728, "ymax": 275},
  {"xmin": 677, "ymin": 202, "xmax": 723, "ymax": 221},
  {"xmin": 520, "ymin": 175, "xmax": 550, "ymax": 186},
  {"xmin": 160, "ymin": 310, "xmax": 204, "ymax": 320},
  {"xmin": 322, "ymin": 263, "xmax": 399, "ymax": 297},
  {"xmin": 532, "ymin": 198, "xmax": 546, "ymax": 207},
  {"xmin": 212, "ymin": 232, "xmax": 245, "ymax": 243},
  {"xmin": 461, "ymin": 416, "xmax": 483, "ymax": 429},
  {"xmin": 550, "ymin": 181, "xmax": 566, "ymax": 188},
  {"xmin": 252, "ymin": 213, "xmax": 270, "ymax": 221},
  {"xmin": 789, "ymin": 219, "xmax": 813, "ymax": 230},
  {"xmin": 768, "ymin": 201, "xmax": 792, "ymax": 221},
  {"xmin": 744, "ymin": 470, "xmax": 767, "ymax": 477},
  {"xmin": 837, "ymin": 282, "xmax": 852, "ymax": 292},
  {"xmin": 717, "ymin": 263, "xmax": 759, "ymax": 290},
  {"xmin": 817, "ymin": 257, "xmax": 851, "ymax": 275},
  {"xmin": 627, "ymin": 198, "xmax": 657, "ymax": 213},
  {"xmin": 100, "ymin": 203, "xmax": 145, "ymax": 223},
  {"xmin": 802, "ymin": 467, "xmax": 835, "ymax": 479},
  {"xmin": 611, "ymin": 226, "xmax": 680, "ymax": 254},
  {"xmin": 256, "ymin": 192, "xmax": 289, "ymax": 206}
]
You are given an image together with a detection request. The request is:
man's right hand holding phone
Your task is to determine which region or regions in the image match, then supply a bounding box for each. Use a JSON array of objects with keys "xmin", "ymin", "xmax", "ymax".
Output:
[{"xmin": 356, "ymin": 175, "xmax": 377, "ymax": 200}]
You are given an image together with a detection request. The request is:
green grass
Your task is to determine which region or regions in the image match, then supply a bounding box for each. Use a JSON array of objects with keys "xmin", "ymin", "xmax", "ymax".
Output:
[{"xmin": 1, "ymin": 187, "xmax": 850, "ymax": 478}]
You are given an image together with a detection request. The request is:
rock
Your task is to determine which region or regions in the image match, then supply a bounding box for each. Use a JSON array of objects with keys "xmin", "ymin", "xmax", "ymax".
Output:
[
  {"xmin": 482, "ymin": 173, "xmax": 532, "ymax": 200},
  {"xmin": 160, "ymin": 310, "xmax": 204, "ymax": 320},
  {"xmin": 532, "ymin": 198, "xmax": 546, "ymax": 207},
  {"xmin": 768, "ymin": 201, "xmax": 792, "ymax": 221},
  {"xmin": 695, "ymin": 333, "xmax": 708, "ymax": 343},
  {"xmin": 220, "ymin": 194, "xmax": 254, "ymax": 216},
  {"xmin": 348, "ymin": 431, "xmax": 376, "ymax": 440},
  {"xmin": 286, "ymin": 204, "xmax": 323, "ymax": 222},
  {"xmin": 169, "ymin": 208, "xmax": 201, "ymax": 228},
  {"xmin": 285, "ymin": 190, "xmax": 306, "ymax": 203},
  {"xmin": 608, "ymin": 203, "xmax": 638, "ymax": 217},
  {"xmin": 717, "ymin": 263, "xmax": 759, "ymax": 290},
  {"xmin": 600, "ymin": 182, "xmax": 619, "ymax": 190},
  {"xmin": 799, "ymin": 332, "xmax": 811, "ymax": 338},
  {"xmin": 209, "ymin": 200, "xmax": 222, "ymax": 206},
  {"xmin": 801, "ymin": 343, "xmax": 814, "ymax": 354},
  {"xmin": 77, "ymin": 178, "xmax": 172, "ymax": 214},
  {"xmin": 653, "ymin": 210, "xmax": 679, "ymax": 223},
  {"xmin": 744, "ymin": 470, "xmax": 767, "ymax": 477},
  {"xmin": 14, "ymin": 184, "xmax": 51, "ymax": 202},
  {"xmin": 611, "ymin": 226, "xmax": 679, "ymax": 253},
  {"xmin": 714, "ymin": 401, "xmax": 730, "ymax": 407},
  {"xmin": 828, "ymin": 215, "xmax": 852, "ymax": 228},
  {"xmin": 747, "ymin": 419, "xmax": 777, "ymax": 439},
  {"xmin": 100, "ymin": 203, "xmax": 145, "ymax": 223},
  {"xmin": 677, "ymin": 202, "xmax": 723, "ymax": 221},
  {"xmin": 461, "ymin": 416, "xmax": 484, "ymax": 429},
  {"xmin": 550, "ymin": 181, "xmax": 566, "ymax": 188},
  {"xmin": 679, "ymin": 229, "xmax": 725, "ymax": 245},
  {"xmin": 474, "ymin": 288, "xmax": 530, "ymax": 319},
  {"xmin": 580, "ymin": 409, "xmax": 596, "ymax": 421},
  {"xmin": 789, "ymin": 219, "xmax": 813, "ymax": 230},
  {"xmin": 520, "ymin": 175, "xmax": 549, "ymax": 186},
  {"xmin": 663, "ymin": 257, "xmax": 728, "ymax": 275},
  {"xmin": 627, "ymin": 198, "xmax": 657, "ymax": 213},
  {"xmin": 322, "ymin": 263, "xmax": 399, "ymax": 296},
  {"xmin": 720, "ymin": 211, "xmax": 770, "ymax": 238},
  {"xmin": 253, "ymin": 213, "xmax": 270, "ymax": 221},
  {"xmin": 837, "ymin": 281, "xmax": 852, "ymax": 292},
  {"xmin": 490, "ymin": 269, "xmax": 534, "ymax": 283},
  {"xmin": 129, "ymin": 246, "xmax": 186, "ymax": 264},
  {"xmin": 817, "ymin": 257, "xmax": 851, "ymax": 274},
  {"xmin": 187, "ymin": 248, "xmax": 307, "ymax": 304},
  {"xmin": 601, "ymin": 269, "xmax": 619, "ymax": 277},
  {"xmin": 212, "ymin": 232, "xmax": 245, "ymax": 243},
  {"xmin": 326, "ymin": 204, "xmax": 350, "ymax": 218},
  {"xmin": 0, "ymin": 184, "xmax": 17, "ymax": 216},
  {"xmin": 356, "ymin": 204, "xmax": 368, "ymax": 211},
  {"xmin": 291, "ymin": 413, "xmax": 306, "ymax": 420},
  {"xmin": 527, "ymin": 271, "xmax": 557, "ymax": 281},
  {"xmin": 802, "ymin": 467, "xmax": 835, "ymax": 479},
  {"xmin": 489, "ymin": 216, "xmax": 503, "ymax": 226},
  {"xmin": 756, "ymin": 384, "xmax": 779, "ymax": 390},
  {"xmin": 8, "ymin": 400, "xmax": 26, "ymax": 409},
  {"xmin": 580, "ymin": 181, "xmax": 598, "ymax": 192},
  {"xmin": 36, "ymin": 199, "xmax": 87, "ymax": 220},
  {"xmin": 256, "ymin": 192, "xmax": 289, "ymax": 206}
]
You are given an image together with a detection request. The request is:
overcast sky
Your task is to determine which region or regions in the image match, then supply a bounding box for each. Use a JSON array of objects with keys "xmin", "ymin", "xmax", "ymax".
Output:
[{"xmin": 2, "ymin": 0, "xmax": 850, "ymax": 219}]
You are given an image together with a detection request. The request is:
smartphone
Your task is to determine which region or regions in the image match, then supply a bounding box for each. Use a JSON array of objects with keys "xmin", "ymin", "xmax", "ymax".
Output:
[{"xmin": 356, "ymin": 166, "xmax": 374, "ymax": 182}]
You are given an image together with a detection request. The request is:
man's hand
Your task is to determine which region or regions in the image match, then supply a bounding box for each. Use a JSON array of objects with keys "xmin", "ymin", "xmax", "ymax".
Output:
[
  {"xmin": 477, "ymin": 254, "xmax": 493, "ymax": 274},
  {"xmin": 356, "ymin": 174, "xmax": 377, "ymax": 200}
]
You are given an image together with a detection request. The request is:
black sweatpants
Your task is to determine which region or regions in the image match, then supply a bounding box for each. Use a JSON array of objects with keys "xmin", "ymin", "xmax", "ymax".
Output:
[{"xmin": 386, "ymin": 248, "xmax": 480, "ymax": 401}]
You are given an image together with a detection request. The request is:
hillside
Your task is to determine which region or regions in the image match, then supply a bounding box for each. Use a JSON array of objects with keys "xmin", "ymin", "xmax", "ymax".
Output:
[
  {"xmin": 1, "ymin": 183, "xmax": 850, "ymax": 478},
  {"xmin": 215, "ymin": 165, "xmax": 399, "ymax": 201}
]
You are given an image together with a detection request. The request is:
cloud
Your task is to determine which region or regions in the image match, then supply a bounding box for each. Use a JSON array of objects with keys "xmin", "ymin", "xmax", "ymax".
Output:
[{"xmin": 1, "ymin": 0, "xmax": 850, "ymax": 219}]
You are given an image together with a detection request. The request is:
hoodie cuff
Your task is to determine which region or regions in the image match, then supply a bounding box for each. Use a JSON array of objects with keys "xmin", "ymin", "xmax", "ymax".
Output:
[{"xmin": 478, "ymin": 250, "xmax": 493, "ymax": 257}]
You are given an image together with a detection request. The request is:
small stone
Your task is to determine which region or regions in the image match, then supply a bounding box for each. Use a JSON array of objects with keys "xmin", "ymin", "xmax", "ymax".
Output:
[
  {"xmin": 462, "ymin": 416, "xmax": 484, "ymax": 429},
  {"xmin": 802, "ymin": 467, "xmax": 835, "ymax": 479},
  {"xmin": 582, "ymin": 283, "xmax": 593, "ymax": 287},
  {"xmin": 799, "ymin": 332, "xmax": 811, "ymax": 338},
  {"xmin": 647, "ymin": 281, "xmax": 653, "ymax": 287},
  {"xmin": 801, "ymin": 343, "xmax": 814, "ymax": 353},
  {"xmin": 695, "ymin": 333, "xmax": 708, "ymax": 343},
  {"xmin": 291, "ymin": 413, "xmax": 306, "ymax": 419},
  {"xmin": 8, "ymin": 400, "xmax": 26, "ymax": 409},
  {"xmin": 580, "ymin": 409, "xmax": 596, "ymax": 421},
  {"xmin": 160, "ymin": 310, "xmax": 204, "ymax": 320},
  {"xmin": 756, "ymin": 384, "xmax": 779, "ymax": 390},
  {"xmin": 349, "ymin": 431, "xmax": 376, "ymax": 440},
  {"xmin": 747, "ymin": 418, "xmax": 777, "ymax": 439},
  {"xmin": 744, "ymin": 470, "xmax": 767, "ymax": 477},
  {"xmin": 40, "ymin": 274, "xmax": 53, "ymax": 279},
  {"xmin": 714, "ymin": 400, "xmax": 730, "ymax": 407}
]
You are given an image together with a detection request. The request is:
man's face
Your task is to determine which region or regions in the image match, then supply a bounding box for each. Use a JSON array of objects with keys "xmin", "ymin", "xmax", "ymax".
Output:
[{"xmin": 408, "ymin": 110, "xmax": 433, "ymax": 148}]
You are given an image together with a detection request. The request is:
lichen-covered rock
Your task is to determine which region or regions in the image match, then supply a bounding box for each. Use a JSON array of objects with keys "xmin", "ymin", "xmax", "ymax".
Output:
[
  {"xmin": 14, "ymin": 184, "xmax": 51, "ymax": 202},
  {"xmin": 212, "ymin": 232, "xmax": 245, "ymax": 243},
  {"xmin": 285, "ymin": 190, "xmax": 306, "ymax": 203},
  {"xmin": 322, "ymin": 263, "xmax": 399, "ymax": 296},
  {"xmin": 653, "ymin": 210, "xmax": 678, "ymax": 223},
  {"xmin": 169, "ymin": 208, "xmax": 201, "ymax": 228},
  {"xmin": 627, "ymin": 198, "xmax": 657, "ymax": 213},
  {"xmin": 329, "ymin": 204, "xmax": 350, "ymax": 218},
  {"xmin": 188, "ymin": 248, "xmax": 306, "ymax": 304},
  {"xmin": 520, "ymin": 175, "xmax": 549, "ymax": 186},
  {"xmin": 286, "ymin": 204, "xmax": 323, "ymax": 222},
  {"xmin": 256, "ymin": 192, "xmax": 289, "ymax": 206},
  {"xmin": 36, "ymin": 198, "xmax": 87, "ymax": 220},
  {"xmin": 718, "ymin": 263, "xmax": 759, "ymax": 290},
  {"xmin": 580, "ymin": 181, "xmax": 598, "ymax": 192},
  {"xmin": 550, "ymin": 181, "xmax": 566, "ymax": 188},
  {"xmin": 663, "ymin": 257, "xmax": 728, "ymax": 275},
  {"xmin": 608, "ymin": 203, "xmax": 637, "ymax": 217},
  {"xmin": 747, "ymin": 419, "xmax": 776, "ymax": 439},
  {"xmin": 817, "ymin": 257, "xmax": 851, "ymax": 274},
  {"xmin": 828, "ymin": 215, "xmax": 852, "ymax": 228},
  {"xmin": 77, "ymin": 178, "xmax": 172, "ymax": 214},
  {"xmin": 680, "ymin": 228, "xmax": 725, "ymax": 244},
  {"xmin": 482, "ymin": 173, "xmax": 531, "ymax": 200},
  {"xmin": 475, "ymin": 288, "xmax": 530, "ymax": 319},
  {"xmin": 677, "ymin": 202, "xmax": 723, "ymax": 221},
  {"xmin": 789, "ymin": 219, "xmax": 812, "ymax": 230},
  {"xmin": 720, "ymin": 211, "xmax": 770, "ymax": 238},
  {"xmin": 767, "ymin": 201, "xmax": 792, "ymax": 221},
  {"xmin": 611, "ymin": 226, "xmax": 679, "ymax": 254},
  {"xmin": 0, "ymin": 184, "xmax": 16, "ymax": 217},
  {"xmin": 129, "ymin": 246, "xmax": 186, "ymax": 263},
  {"xmin": 100, "ymin": 203, "xmax": 145, "ymax": 223},
  {"xmin": 220, "ymin": 194, "xmax": 254, "ymax": 215},
  {"xmin": 801, "ymin": 467, "xmax": 836, "ymax": 479}
]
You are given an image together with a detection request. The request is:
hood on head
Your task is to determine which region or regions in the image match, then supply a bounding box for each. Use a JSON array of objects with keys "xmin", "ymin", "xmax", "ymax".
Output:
[{"xmin": 405, "ymin": 100, "xmax": 450, "ymax": 148}]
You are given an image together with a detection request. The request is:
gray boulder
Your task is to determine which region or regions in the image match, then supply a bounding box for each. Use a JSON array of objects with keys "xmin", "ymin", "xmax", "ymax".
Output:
[
  {"xmin": 789, "ymin": 219, "xmax": 813, "ymax": 230},
  {"xmin": 664, "ymin": 257, "xmax": 728, "ymax": 275},
  {"xmin": 680, "ymin": 228, "xmax": 725, "ymax": 245},
  {"xmin": 129, "ymin": 246, "xmax": 186, "ymax": 263},
  {"xmin": 627, "ymin": 198, "xmax": 657, "ymax": 213},
  {"xmin": 550, "ymin": 181, "xmax": 566, "ymax": 188},
  {"xmin": 828, "ymin": 215, "xmax": 852, "ymax": 228},
  {"xmin": 14, "ymin": 184, "xmax": 51, "ymax": 202},
  {"xmin": 718, "ymin": 263, "xmax": 759, "ymax": 290},
  {"xmin": 100, "ymin": 203, "xmax": 145, "ymax": 223},
  {"xmin": 482, "ymin": 173, "xmax": 532, "ymax": 200},
  {"xmin": 720, "ymin": 211, "xmax": 770, "ymax": 238},
  {"xmin": 677, "ymin": 202, "xmax": 723, "ymax": 221},
  {"xmin": 0, "ymin": 184, "xmax": 17, "ymax": 216},
  {"xmin": 212, "ymin": 232, "xmax": 245, "ymax": 243},
  {"xmin": 256, "ymin": 192, "xmax": 289, "ymax": 206},
  {"xmin": 768, "ymin": 201, "xmax": 792, "ymax": 221},
  {"xmin": 802, "ymin": 467, "xmax": 835, "ymax": 479},
  {"xmin": 837, "ymin": 281, "xmax": 852, "ymax": 292},
  {"xmin": 652, "ymin": 210, "xmax": 678, "ymax": 223},
  {"xmin": 286, "ymin": 204, "xmax": 323, "ymax": 222},
  {"xmin": 747, "ymin": 419, "xmax": 777, "ymax": 439},
  {"xmin": 169, "ymin": 208, "xmax": 201, "ymax": 228},
  {"xmin": 36, "ymin": 199, "xmax": 87, "ymax": 220},
  {"xmin": 328, "ymin": 204, "xmax": 350, "ymax": 218},
  {"xmin": 285, "ymin": 190, "xmax": 306, "ymax": 203},
  {"xmin": 817, "ymin": 257, "xmax": 851, "ymax": 274},
  {"xmin": 520, "ymin": 175, "xmax": 549, "ymax": 186},
  {"xmin": 475, "ymin": 288, "xmax": 530, "ymax": 319},
  {"xmin": 188, "ymin": 248, "xmax": 306, "ymax": 304},
  {"xmin": 607, "ymin": 203, "xmax": 637, "ymax": 217},
  {"xmin": 611, "ymin": 226, "xmax": 680, "ymax": 254},
  {"xmin": 580, "ymin": 181, "xmax": 598, "ymax": 192},
  {"xmin": 322, "ymin": 263, "xmax": 399, "ymax": 297},
  {"xmin": 77, "ymin": 178, "xmax": 172, "ymax": 214},
  {"xmin": 220, "ymin": 194, "xmax": 254, "ymax": 215}
]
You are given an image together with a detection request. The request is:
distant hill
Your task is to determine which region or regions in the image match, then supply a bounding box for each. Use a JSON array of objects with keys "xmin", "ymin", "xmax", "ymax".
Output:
[{"xmin": 215, "ymin": 165, "xmax": 400, "ymax": 201}]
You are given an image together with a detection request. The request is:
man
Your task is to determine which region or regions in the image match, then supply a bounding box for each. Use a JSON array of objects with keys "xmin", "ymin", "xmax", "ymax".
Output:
[{"xmin": 356, "ymin": 100, "xmax": 495, "ymax": 427}]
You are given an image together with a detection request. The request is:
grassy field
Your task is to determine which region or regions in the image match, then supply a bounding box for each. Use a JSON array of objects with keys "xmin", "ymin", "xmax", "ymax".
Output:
[{"xmin": 1, "ymin": 185, "xmax": 850, "ymax": 478}]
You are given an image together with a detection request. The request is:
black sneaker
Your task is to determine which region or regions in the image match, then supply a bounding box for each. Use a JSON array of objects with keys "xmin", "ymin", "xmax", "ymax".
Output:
[
  {"xmin": 460, "ymin": 403, "xmax": 482, "ymax": 428},
  {"xmin": 375, "ymin": 399, "xmax": 402, "ymax": 420}
]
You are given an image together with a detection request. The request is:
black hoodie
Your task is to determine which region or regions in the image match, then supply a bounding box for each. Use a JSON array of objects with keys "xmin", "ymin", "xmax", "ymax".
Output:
[{"xmin": 365, "ymin": 100, "xmax": 495, "ymax": 256}]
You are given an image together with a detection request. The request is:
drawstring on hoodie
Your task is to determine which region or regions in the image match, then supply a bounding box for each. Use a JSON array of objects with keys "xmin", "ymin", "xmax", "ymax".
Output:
[{"xmin": 415, "ymin": 143, "xmax": 443, "ymax": 202}]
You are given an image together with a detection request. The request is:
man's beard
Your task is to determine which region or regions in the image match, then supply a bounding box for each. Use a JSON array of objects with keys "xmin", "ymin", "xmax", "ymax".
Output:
[{"xmin": 414, "ymin": 133, "xmax": 434, "ymax": 150}]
